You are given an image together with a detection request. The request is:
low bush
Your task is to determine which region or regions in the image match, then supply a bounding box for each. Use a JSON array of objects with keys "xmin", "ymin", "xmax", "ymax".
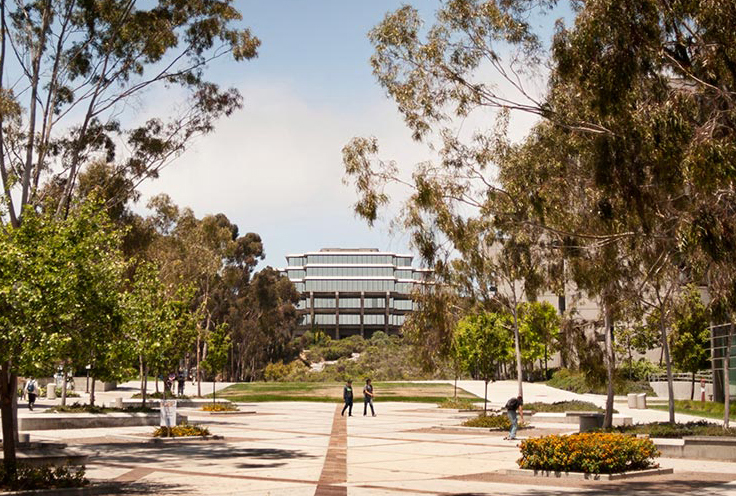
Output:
[
  {"xmin": 201, "ymin": 402, "xmax": 238, "ymax": 412},
  {"xmin": 48, "ymin": 402, "xmax": 156, "ymax": 413},
  {"xmin": 524, "ymin": 400, "xmax": 609, "ymax": 413},
  {"xmin": 438, "ymin": 398, "xmax": 478, "ymax": 410},
  {"xmin": 547, "ymin": 368, "xmax": 653, "ymax": 396},
  {"xmin": 606, "ymin": 420, "xmax": 736, "ymax": 438},
  {"xmin": 0, "ymin": 464, "xmax": 88, "ymax": 491},
  {"xmin": 518, "ymin": 433, "xmax": 660, "ymax": 474},
  {"xmin": 462, "ymin": 413, "xmax": 527, "ymax": 430},
  {"xmin": 153, "ymin": 422, "xmax": 210, "ymax": 437}
]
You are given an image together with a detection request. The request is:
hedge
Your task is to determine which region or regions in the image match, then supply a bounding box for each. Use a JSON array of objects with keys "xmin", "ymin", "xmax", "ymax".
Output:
[{"xmin": 518, "ymin": 433, "xmax": 659, "ymax": 474}]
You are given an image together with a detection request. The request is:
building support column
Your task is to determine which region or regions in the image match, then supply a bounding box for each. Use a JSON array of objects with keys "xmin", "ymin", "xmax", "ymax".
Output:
[
  {"xmin": 335, "ymin": 291, "xmax": 340, "ymax": 340},
  {"xmin": 360, "ymin": 292, "xmax": 365, "ymax": 338},
  {"xmin": 384, "ymin": 292, "xmax": 390, "ymax": 334}
]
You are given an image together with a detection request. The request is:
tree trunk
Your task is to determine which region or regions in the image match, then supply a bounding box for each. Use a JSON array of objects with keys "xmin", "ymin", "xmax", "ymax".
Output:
[
  {"xmin": 61, "ymin": 370, "xmax": 68, "ymax": 407},
  {"xmin": 142, "ymin": 364, "xmax": 149, "ymax": 407},
  {"xmin": 139, "ymin": 354, "xmax": 146, "ymax": 406},
  {"xmin": 603, "ymin": 302, "xmax": 615, "ymax": 429},
  {"xmin": 0, "ymin": 363, "xmax": 17, "ymax": 479},
  {"xmin": 196, "ymin": 331, "xmax": 202, "ymax": 397},
  {"xmin": 659, "ymin": 309, "xmax": 676, "ymax": 424},
  {"xmin": 454, "ymin": 373, "xmax": 457, "ymax": 400},
  {"xmin": 89, "ymin": 375, "xmax": 96, "ymax": 407},
  {"xmin": 691, "ymin": 372, "xmax": 695, "ymax": 401},
  {"xmin": 512, "ymin": 309, "xmax": 524, "ymax": 398},
  {"xmin": 484, "ymin": 380, "xmax": 488, "ymax": 415}
]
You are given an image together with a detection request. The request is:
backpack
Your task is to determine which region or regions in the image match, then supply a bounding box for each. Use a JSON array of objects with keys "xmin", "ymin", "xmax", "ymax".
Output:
[
  {"xmin": 26, "ymin": 382, "xmax": 35, "ymax": 393},
  {"xmin": 505, "ymin": 397, "xmax": 519, "ymax": 410}
]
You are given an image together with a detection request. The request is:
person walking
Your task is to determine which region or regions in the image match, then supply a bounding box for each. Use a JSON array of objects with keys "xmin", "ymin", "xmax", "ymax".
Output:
[
  {"xmin": 363, "ymin": 378, "xmax": 376, "ymax": 416},
  {"xmin": 26, "ymin": 377, "xmax": 38, "ymax": 410},
  {"xmin": 177, "ymin": 370, "xmax": 186, "ymax": 396},
  {"xmin": 341, "ymin": 379, "xmax": 353, "ymax": 416},
  {"xmin": 504, "ymin": 395, "xmax": 523, "ymax": 440}
]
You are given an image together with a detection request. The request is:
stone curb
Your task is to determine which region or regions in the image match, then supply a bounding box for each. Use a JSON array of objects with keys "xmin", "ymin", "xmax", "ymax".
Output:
[{"xmin": 505, "ymin": 467, "xmax": 674, "ymax": 481}]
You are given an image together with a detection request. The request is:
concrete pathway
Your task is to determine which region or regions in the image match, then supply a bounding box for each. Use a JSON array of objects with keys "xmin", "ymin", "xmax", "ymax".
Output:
[{"xmin": 9, "ymin": 382, "xmax": 735, "ymax": 496}]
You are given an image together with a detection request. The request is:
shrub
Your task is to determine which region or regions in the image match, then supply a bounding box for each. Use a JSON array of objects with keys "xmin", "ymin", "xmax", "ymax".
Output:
[
  {"xmin": 48, "ymin": 402, "xmax": 156, "ymax": 413},
  {"xmin": 518, "ymin": 433, "xmax": 660, "ymax": 474},
  {"xmin": 201, "ymin": 402, "xmax": 238, "ymax": 412},
  {"xmin": 607, "ymin": 420, "xmax": 736, "ymax": 438},
  {"xmin": 153, "ymin": 422, "xmax": 210, "ymax": 437},
  {"xmin": 462, "ymin": 413, "xmax": 527, "ymax": 430},
  {"xmin": 524, "ymin": 400, "xmax": 608, "ymax": 413},
  {"xmin": 0, "ymin": 464, "xmax": 88, "ymax": 491},
  {"xmin": 438, "ymin": 398, "xmax": 478, "ymax": 410},
  {"xmin": 547, "ymin": 368, "xmax": 654, "ymax": 395}
]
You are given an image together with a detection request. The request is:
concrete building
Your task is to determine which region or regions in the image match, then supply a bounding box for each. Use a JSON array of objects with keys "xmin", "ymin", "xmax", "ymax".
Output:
[{"xmin": 283, "ymin": 248, "xmax": 431, "ymax": 338}]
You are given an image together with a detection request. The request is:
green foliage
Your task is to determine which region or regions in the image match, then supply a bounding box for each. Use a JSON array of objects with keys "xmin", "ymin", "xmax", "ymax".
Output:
[
  {"xmin": 304, "ymin": 335, "xmax": 367, "ymax": 362},
  {"xmin": 649, "ymin": 400, "xmax": 736, "ymax": 421},
  {"xmin": 437, "ymin": 398, "xmax": 478, "ymax": 410},
  {"xmin": 48, "ymin": 402, "xmax": 155, "ymax": 414},
  {"xmin": 519, "ymin": 433, "xmax": 660, "ymax": 474},
  {"xmin": 453, "ymin": 312, "xmax": 513, "ymax": 382},
  {"xmin": 263, "ymin": 360, "xmax": 310, "ymax": 382},
  {"xmin": 547, "ymin": 368, "xmax": 653, "ymax": 396},
  {"xmin": 617, "ymin": 359, "xmax": 663, "ymax": 383},
  {"xmin": 669, "ymin": 286, "xmax": 710, "ymax": 379},
  {"xmin": 606, "ymin": 420, "xmax": 736, "ymax": 438},
  {"xmin": 153, "ymin": 423, "xmax": 210, "ymax": 438},
  {"xmin": 518, "ymin": 301, "xmax": 560, "ymax": 373},
  {"xmin": 202, "ymin": 323, "xmax": 231, "ymax": 378},
  {"xmin": 462, "ymin": 413, "xmax": 523, "ymax": 430},
  {"xmin": 524, "ymin": 401, "xmax": 606, "ymax": 413},
  {"xmin": 0, "ymin": 464, "xmax": 87, "ymax": 491}
]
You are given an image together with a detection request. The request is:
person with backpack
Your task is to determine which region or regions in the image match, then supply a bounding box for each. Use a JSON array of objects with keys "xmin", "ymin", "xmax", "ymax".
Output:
[
  {"xmin": 504, "ymin": 395, "xmax": 523, "ymax": 440},
  {"xmin": 363, "ymin": 378, "xmax": 376, "ymax": 416},
  {"xmin": 26, "ymin": 377, "xmax": 38, "ymax": 410},
  {"xmin": 341, "ymin": 379, "xmax": 354, "ymax": 416}
]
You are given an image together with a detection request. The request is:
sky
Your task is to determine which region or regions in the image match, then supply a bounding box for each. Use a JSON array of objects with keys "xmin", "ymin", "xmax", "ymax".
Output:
[{"xmin": 136, "ymin": 1, "xmax": 572, "ymax": 270}]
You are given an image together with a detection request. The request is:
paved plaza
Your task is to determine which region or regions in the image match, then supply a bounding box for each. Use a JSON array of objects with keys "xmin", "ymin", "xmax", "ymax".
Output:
[{"xmin": 10, "ymin": 381, "xmax": 736, "ymax": 495}]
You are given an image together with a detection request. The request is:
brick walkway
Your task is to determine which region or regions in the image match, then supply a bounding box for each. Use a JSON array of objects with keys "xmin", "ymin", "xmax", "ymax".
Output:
[{"xmin": 315, "ymin": 405, "xmax": 347, "ymax": 496}]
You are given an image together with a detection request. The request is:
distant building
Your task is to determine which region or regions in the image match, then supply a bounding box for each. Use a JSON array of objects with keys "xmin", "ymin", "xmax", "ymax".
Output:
[{"xmin": 283, "ymin": 248, "xmax": 431, "ymax": 338}]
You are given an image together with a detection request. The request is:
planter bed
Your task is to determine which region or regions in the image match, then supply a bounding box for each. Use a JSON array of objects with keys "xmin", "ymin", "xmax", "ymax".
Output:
[
  {"xmin": 506, "ymin": 467, "xmax": 673, "ymax": 481},
  {"xmin": 18, "ymin": 413, "xmax": 188, "ymax": 431},
  {"xmin": 1, "ymin": 482, "xmax": 120, "ymax": 496}
]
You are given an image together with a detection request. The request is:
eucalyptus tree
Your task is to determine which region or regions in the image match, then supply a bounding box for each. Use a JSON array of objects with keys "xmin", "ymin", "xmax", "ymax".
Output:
[{"xmin": 0, "ymin": 0, "xmax": 260, "ymax": 228}]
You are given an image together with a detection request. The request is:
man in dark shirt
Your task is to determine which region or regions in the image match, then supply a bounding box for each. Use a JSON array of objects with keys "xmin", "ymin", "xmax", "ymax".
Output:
[
  {"xmin": 363, "ymin": 378, "xmax": 375, "ymax": 416},
  {"xmin": 504, "ymin": 395, "xmax": 524, "ymax": 440},
  {"xmin": 341, "ymin": 380, "xmax": 353, "ymax": 416}
]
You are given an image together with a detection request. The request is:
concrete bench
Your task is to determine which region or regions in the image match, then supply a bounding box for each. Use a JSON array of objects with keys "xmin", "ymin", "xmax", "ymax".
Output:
[
  {"xmin": 530, "ymin": 412, "xmax": 633, "ymax": 427},
  {"xmin": 566, "ymin": 411, "xmax": 605, "ymax": 432},
  {"xmin": 655, "ymin": 436, "xmax": 736, "ymax": 462}
]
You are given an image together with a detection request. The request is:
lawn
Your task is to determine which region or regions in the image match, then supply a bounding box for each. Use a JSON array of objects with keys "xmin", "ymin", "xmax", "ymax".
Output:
[
  {"xmin": 649, "ymin": 399, "xmax": 736, "ymax": 421},
  {"xmin": 215, "ymin": 381, "xmax": 480, "ymax": 403}
]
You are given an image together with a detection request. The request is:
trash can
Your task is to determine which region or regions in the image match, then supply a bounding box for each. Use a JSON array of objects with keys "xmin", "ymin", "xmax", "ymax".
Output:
[
  {"xmin": 46, "ymin": 383, "xmax": 56, "ymax": 400},
  {"xmin": 627, "ymin": 393, "xmax": 638, "ymax": 408},
  {"xmin": 114, "ymin": 397, "xmax": 123, "ymax": 409},
  {"xmin": 636, "ymin": 393, "xmax": 647, "ymax": 409}
]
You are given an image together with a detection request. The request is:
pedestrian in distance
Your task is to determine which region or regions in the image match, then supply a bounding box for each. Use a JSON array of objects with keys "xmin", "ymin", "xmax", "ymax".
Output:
[
  {"xmin": 341, "ymin": 379, "xmax": 353, "ymax": 416},
  {"xmin": 177, "ymin": 370, "xmax": 186, "ymax": 396},
  {"xmin": 363, "ymin": 378, "xmax": 376, "ymax": 416},
  {"xmin": 504, "ymin": 395, "xmax": 523, "ymax": 440},
  {"xmin": 26, "ymin": 377, "xmax": 38, "ymax": 410}
]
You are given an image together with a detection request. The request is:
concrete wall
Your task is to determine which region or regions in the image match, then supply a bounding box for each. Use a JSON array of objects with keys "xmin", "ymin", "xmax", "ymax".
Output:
[{"xmin": 649, "ymin": 380, "xmax": 713, "ymax": 400}]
